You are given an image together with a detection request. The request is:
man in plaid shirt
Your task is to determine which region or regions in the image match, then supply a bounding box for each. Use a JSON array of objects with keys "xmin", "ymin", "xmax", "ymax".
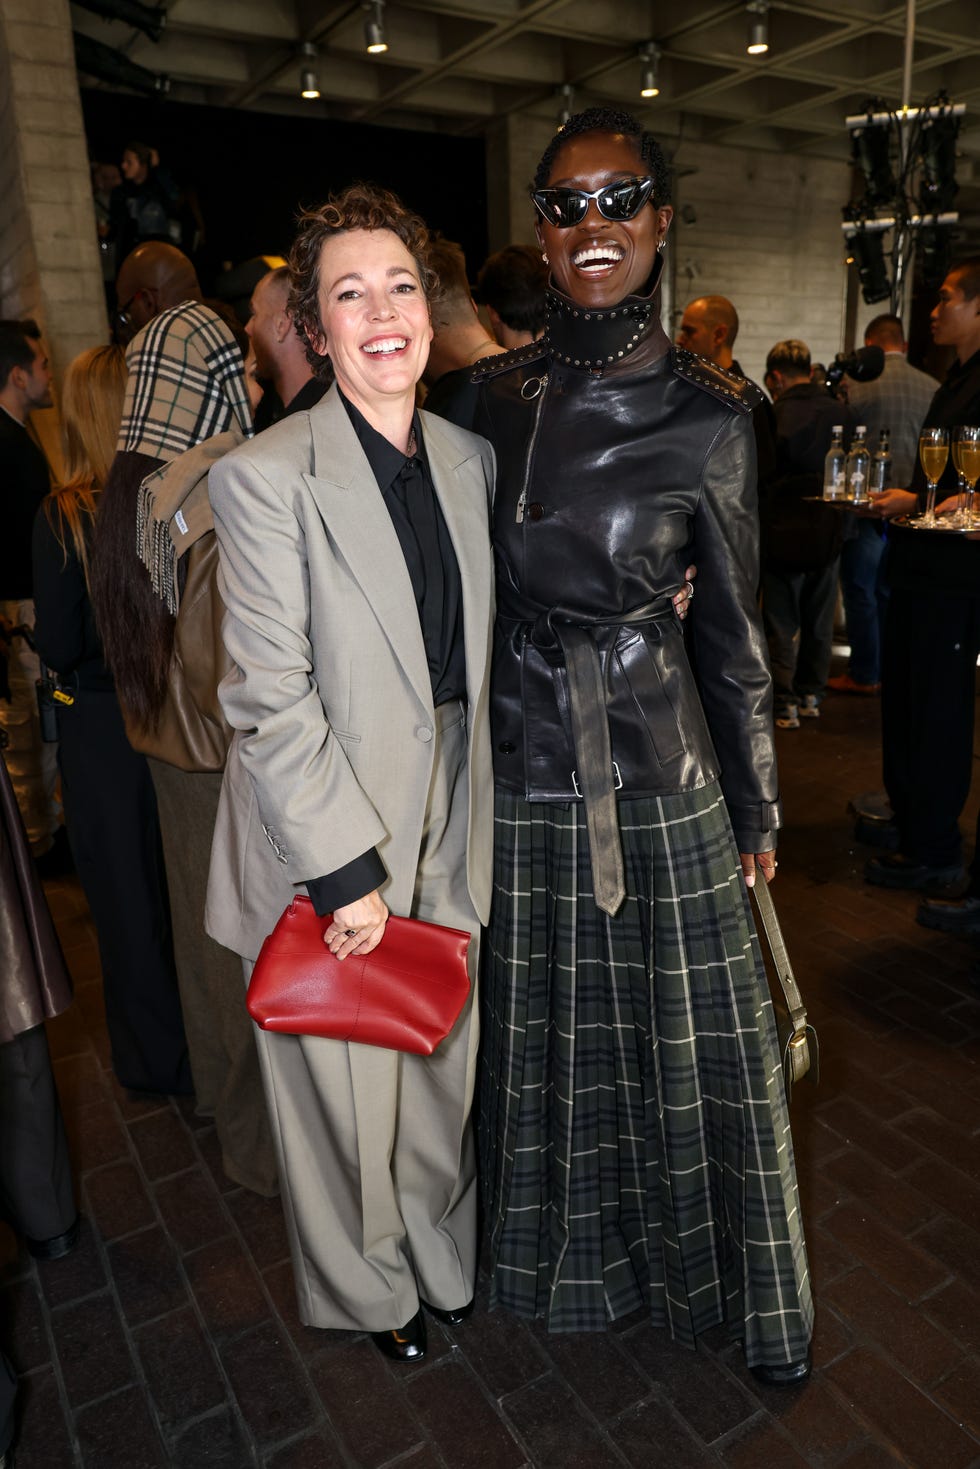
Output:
[{"xmin": 829, "ymin": 315, "xmax": 936, "ymax": 695}]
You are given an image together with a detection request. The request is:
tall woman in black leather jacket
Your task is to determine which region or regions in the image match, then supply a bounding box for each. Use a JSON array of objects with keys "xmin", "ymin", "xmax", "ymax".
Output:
[{"xmin": 438, "ymin": 108, "xmax": 813, "ymax": 1383}]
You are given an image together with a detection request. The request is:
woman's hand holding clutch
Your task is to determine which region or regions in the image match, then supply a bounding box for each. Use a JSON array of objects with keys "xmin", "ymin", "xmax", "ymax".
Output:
[{"xmin": 324, "ymin": 890, "xmax": 390, "ymax": 959}]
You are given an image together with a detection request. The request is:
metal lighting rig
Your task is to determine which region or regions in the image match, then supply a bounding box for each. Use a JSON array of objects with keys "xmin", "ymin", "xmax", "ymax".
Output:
[
  {"xmin": 842, "ymin": 95, "xmax": 965, "ymax": 313},
  {"xmin": 838, "ymin": 0, "xmax": 968, "ymax": 312}
]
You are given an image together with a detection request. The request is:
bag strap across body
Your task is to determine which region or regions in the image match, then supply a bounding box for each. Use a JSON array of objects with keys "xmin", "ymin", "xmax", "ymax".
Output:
[{"xmin": 751, "ymin": 876, "xmax": 819, "ymax": 1098}]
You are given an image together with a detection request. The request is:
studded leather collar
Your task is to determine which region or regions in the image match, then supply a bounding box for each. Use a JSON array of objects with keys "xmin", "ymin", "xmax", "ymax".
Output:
[{"xmin": 542, "ymin": 260, "xmax": 663, "ymax": 375}]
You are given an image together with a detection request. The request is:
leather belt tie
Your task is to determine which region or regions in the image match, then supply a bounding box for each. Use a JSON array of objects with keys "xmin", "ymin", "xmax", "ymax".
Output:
[{"xmin": 528, "ymin": 599, "xmax": 677, "ymax": 918}]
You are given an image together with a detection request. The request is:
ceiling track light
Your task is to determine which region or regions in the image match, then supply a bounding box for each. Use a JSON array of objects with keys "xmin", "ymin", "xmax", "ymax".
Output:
[
  {"xmin": 299, "ymin": 40, "xmax": 320, "ymax": 99},
  {"xmin": 639, "ymin": 43, "xmax": 661, "ymax": 99},
  {"xmin": 746, "ymin": 0, "xmax": 770, "ymax": 56},
  {"xmin": 364, "ymin": 1, "xmax": 388, "ymax": 55},
  {"xmin": 557, "ymin": 83, "xmax": 574, "ymax": 126}
]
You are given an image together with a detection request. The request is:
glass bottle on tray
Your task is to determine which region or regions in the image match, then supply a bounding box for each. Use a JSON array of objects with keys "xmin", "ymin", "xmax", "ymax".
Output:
[
  {"xmin": 846, "ymin": 425, "xmax": 870, "ymax": 505},
  {"xmin": 822, "ymin": 425, "xmax": 846, "ymax": 500}
]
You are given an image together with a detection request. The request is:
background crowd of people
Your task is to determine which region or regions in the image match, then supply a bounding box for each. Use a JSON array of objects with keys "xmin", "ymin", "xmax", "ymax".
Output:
[{"xmin": 3, "ymin": 107, "xmax": 980, "ymax": 1461}]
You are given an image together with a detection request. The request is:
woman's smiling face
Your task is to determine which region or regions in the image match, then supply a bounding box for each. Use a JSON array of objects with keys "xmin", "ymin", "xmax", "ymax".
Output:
[
  {"xmin": 311, "ymin": 228, "xmax": 432, "ymax": 414},
  {"xmin": 535, "ymin": 131, "xmax": 672, "ymax": 310}
]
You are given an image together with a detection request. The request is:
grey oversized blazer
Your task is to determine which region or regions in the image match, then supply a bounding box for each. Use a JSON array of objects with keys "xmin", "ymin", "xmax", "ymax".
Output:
[{"xmin": 204, "ymin": 386, "xmax": 496, "ymax": 961}]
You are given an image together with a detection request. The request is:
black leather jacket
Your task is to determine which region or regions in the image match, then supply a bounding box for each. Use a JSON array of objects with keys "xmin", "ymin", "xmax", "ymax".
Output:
[{"xmin": 438, "ymin": 286, "xmax": 781, "ymax": 857}]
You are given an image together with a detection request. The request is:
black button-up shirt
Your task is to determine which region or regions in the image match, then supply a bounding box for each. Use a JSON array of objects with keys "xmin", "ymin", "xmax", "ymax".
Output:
[
  {"xmin": 341, "ymin": 391, "xmax": 465, "ymax": 707},
  {"xmin": 306, "ymin": 392, "xmax": 466, "ymax": 915}
]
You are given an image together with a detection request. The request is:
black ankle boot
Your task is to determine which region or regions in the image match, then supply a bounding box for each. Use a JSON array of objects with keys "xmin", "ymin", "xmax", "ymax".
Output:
[
  {"xmin": 370, "ymin": 1310, "xmax": 427, "ymax": 1363},
  {"xmin": 750, "ymin": 1348, "xmax": 811, "ymax": 1387}
]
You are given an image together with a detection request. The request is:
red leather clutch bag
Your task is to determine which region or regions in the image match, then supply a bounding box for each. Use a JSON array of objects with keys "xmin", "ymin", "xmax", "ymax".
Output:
[{"xmin": 246, "ymin": 897, "xmax": 471, "ymax": 1055}]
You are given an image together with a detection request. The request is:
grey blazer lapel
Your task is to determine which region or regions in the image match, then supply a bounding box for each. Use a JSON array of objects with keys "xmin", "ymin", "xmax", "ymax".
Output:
[
  {"xmin": 304, "ymin": 390, "xmax": 432, "ymax": 714},
  {"xmin": 421, "ymin": 412, "xmax": 493, "ymax": 710}
]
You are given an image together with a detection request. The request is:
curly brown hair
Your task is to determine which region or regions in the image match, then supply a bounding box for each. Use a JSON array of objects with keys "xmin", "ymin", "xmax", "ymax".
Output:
[{"xmin": 288, "ymin": 183, "xmax": 438, "ymax": 380}]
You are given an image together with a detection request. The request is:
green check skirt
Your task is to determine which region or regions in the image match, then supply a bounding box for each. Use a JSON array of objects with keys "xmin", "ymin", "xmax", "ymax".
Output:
[{"xmin": 479, "ymin": 781, "xmax": 814, "ymax": 1367}]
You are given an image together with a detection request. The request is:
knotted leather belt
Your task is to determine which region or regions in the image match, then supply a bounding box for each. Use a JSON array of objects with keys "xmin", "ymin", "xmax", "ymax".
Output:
[{"xmin": 505, "ymin": 597, "xmax": 678, "ymax": 917}]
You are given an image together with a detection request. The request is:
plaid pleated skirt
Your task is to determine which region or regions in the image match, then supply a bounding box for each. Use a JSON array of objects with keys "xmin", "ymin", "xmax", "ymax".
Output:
[{"xmin": 479, "ymin": 781, "xmax": 814, "ymax": 1366}]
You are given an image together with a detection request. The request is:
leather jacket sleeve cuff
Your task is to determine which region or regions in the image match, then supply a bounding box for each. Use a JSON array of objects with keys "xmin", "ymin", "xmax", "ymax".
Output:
[
  {"xmin": 730, "ymin": 800, "xmax": 782, "ymax": 854},
  {"xmin": 306, "ymin": 848, "xmax": 388, "ymax": 915}
]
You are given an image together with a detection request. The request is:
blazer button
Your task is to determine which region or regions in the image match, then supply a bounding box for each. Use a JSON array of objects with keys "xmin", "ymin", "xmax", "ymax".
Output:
[
  {"xmin": 498, "ymin": 741, "xmax": 516, "ymax": 754},
  {"xmin": 416, "ymin": 726, "xmax": 433, "ymax": 742},
  {"xmin": 527, "ymin": 502, "xmax": 544, "ymax": 521}
]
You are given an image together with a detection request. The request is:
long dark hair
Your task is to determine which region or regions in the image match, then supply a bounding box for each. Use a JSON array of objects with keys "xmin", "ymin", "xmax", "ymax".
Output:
[{"xmin": 91, "ymin": 452, "xmax": 174, "ymax": 729}]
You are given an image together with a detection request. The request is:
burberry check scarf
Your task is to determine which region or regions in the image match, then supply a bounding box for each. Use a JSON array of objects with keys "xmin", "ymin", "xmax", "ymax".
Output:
[
  {"xmin": 136, "ymin": 423, "xmax": 245, "ymax": 616},
  {"xmin": 119, "ymin": 300, "xmax": 252, "ymax": 462}
]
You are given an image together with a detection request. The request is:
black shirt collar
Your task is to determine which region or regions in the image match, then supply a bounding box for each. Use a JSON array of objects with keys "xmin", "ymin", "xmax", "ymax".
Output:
[
  {"xmin": 338, "ymin": 388, "xmax": 425, "ymax": 494},
  {"xmin": 777, "ymin": 380, "xmax": 823, "ymax": 401},
  {"xmin": 947, "ymin": 348, "xmax": 980, "ymax": 384},
  {"xmin": 283, "ymin": 376, "xmax": 329, "ymax": 417}
]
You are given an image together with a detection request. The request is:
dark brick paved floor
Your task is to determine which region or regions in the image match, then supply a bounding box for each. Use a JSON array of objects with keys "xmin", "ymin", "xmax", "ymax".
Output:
[{"xmin": 3, "ymin": 681, "xmax": 980, "ymax": 1468}]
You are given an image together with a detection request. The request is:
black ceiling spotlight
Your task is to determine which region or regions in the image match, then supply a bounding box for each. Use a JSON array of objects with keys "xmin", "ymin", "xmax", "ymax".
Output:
[
  {"xmin": 72, "ymin": 30, "xmax": 170, "ymax": 93},
  {"xmin": 299, "ymin": 41, "xmax": 320, "ymax": 99},
  {"xmin": 843, "ymin": 213, "xmax": 892, "ymax": 304},
  {"xmin": 918, "ymin": 94, "xmax": 961, "ymax": 215},
  {"xmin": 746, "ymin": 1, "xmax": 770, "ymax": 56},
  {"xmin": 72, "ymin": 0, "xmax": 167, "ymax": 43},
  {"xmin": 639, "ymin": 44, "xmax": 661, "ymax": 99},
  {"xmin": 850, "ymin": 100, "xmax": 895, "ymax": 210},
  {"xmin": 917, "ymin": 224, "xmax": 953, "ymax": 290},
  {"xmin": 363, "ymin": 0, "xmax": 388, "ymax": 55}
]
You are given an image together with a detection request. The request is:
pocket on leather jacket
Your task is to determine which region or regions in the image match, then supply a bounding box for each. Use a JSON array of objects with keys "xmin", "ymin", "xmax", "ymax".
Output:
[{"xmin": 615, "ymin": 628, "xmax": 701, "ymax": 768}]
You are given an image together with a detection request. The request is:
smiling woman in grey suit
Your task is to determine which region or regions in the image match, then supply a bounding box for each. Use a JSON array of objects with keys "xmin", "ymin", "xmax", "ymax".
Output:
[{"xmin": 204, "ymin": 185, "xmax": 495, "ymax": 1364}]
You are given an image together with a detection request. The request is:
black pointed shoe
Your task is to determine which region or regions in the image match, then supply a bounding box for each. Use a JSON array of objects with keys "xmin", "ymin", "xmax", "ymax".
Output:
[
  {"xmin": 865, "ymin": 852, "xmax": 965, "ymax": 894},
  {"xmin": 420, "ymin": 1297, "xmax": 474, "ymax": 1326},
  {"xmin": 371, "ymin": 1310, "xmax": 427, "ymax": 1363},
  {"xmin": 750, "ymin": 1349, "xmax": 812, "ymax": 1387}
]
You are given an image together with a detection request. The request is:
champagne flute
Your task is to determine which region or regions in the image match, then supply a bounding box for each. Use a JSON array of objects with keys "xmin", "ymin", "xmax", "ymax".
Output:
[
  {"xmin": 950, "ymin": 433, "xmax": 967, "ymax": 525},
  {"xmin": 956, "ymin": 426, "xmax": 980, "ymax": 528},
  {"xmin": 919, "ymin": 427, "xmax": 949, "ymax": 525}
]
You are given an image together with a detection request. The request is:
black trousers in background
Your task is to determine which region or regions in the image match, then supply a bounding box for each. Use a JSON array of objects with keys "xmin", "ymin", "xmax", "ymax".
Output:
[
  {"xmin": 762, "ymin": 558, "xmax": 839, "ymax": 710},
  {"xmin": 0, "ymin": 1352, "xmax": 15, "ymax": 1457},
  {"xmin": 57, "ymin": 690, "xmax": 192, "ymax": 1095},
  {"xmin": 0, "ymin": 1024, "xmax": 75, "ymax": 1242},
  {"xmin": 881, "ymin": 588, "xmax": 980, "ymax": 869}
]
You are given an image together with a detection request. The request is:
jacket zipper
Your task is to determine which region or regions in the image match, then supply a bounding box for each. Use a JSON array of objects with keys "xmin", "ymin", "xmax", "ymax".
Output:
[{"xmin": 516, "ymin": 374, "xmax": 549, "ymax": 523}]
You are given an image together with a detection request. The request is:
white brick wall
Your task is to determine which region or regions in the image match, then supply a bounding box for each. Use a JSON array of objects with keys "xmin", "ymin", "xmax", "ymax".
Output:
[{"xmin": 667, "ymin": 140, "xmax": 853, "ymax": 388}]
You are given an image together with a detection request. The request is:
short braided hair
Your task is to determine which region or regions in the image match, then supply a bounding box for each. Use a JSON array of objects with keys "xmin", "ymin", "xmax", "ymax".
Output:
[{"xmin": 531, "ymin": 107, "xmax": 672, "ymax": 206}]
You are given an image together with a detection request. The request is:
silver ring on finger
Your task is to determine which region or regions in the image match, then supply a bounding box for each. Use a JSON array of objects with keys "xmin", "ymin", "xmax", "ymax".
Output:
[
  {"xmin": 686, "ymin": 580, "xmax": 695, "ymax": 599},
  {"xmin": 345, "ymin": 928, "xmax": 358, "ymax": 938}
]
